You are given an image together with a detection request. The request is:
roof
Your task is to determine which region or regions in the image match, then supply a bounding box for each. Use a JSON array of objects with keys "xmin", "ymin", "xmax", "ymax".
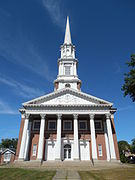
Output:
[{"xmin": 0, "ymin": 148, "xmax": 16, "ymax": 155}]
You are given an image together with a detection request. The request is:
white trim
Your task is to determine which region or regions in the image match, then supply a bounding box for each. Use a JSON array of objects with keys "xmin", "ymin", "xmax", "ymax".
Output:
[
  {"xmin": 79, "ymin": 120, "xmax": 87, "ymax": 130},
  {"xmin": 32, "ymin": 120, "xmax": 40, "ymax": 131},
  {"xmin": 32, "ymin": 144, "xmax": 37, "ymax": 156},
  {"xmin": 98, "ymin": 144, "xmax": 103, "ymax": 157},
  {"xmin": 95, "ymin": 120, "xmax": 103, "ymax": 130},
  {"xmin": 63, "ymin": 120, "xmax": 72, "ymax": 130},
  {"xmin": 48, "ymin": 120, "xmax": 56, "ymax": 130},
  {"xmin": 24, "ymin": 111, "xmax": 111, "ymax": 115},
  {"xmin": 1, "ymin": 148, "xmax": 15, "ymax": 155}
]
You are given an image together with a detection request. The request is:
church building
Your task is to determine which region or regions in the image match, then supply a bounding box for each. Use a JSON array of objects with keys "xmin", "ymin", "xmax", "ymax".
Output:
[{"xmin": 16, "ymin": 17, "xmax": 119, "ymax": 162}]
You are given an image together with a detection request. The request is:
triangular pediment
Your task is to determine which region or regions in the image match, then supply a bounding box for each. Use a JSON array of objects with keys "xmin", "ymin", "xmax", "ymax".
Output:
[{"xmin": 23, "ymin": 88, "xmax": 112, "ymax": 107}]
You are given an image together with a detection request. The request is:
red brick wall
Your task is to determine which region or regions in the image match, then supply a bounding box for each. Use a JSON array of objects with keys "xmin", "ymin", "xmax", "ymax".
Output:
[
  {"xmin": 96, "ymin": 133, "xmax": 107, "ymax": 160},
  {"xmin": 15, "ymin": 118, "xmax": 25, "ymax": 160},
  {"xmin": 29, "ymin": 133, "xmax": 39, "ymax": 160}
]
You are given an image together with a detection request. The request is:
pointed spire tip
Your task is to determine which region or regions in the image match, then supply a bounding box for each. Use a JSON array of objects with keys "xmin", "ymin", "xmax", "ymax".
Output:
[{"xmin": 64, "ymin": 16, "xmax": 72, "ymax": 44}]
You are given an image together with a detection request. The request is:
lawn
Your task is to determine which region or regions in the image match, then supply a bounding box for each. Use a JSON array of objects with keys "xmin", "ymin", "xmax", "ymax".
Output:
[
  {"xmin": 79, "ymin": 166, "xmax": 135, "ymax": 180},
  {"xmin": 0, "ymin": 168, "xmax": 56, "ymax": 180}
]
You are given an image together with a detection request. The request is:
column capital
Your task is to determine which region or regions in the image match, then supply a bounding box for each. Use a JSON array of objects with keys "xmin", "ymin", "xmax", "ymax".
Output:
[
  {"xmin": 40, "ymin": 114, "xmax": 46, "ymax": 119},
  {"xmin": 73, "ymin": 114, "xmax": 78, "ymax": 119},
  {"xmin": 89, "ymin": 114, "xmax": 95, "ymax": 120},
  {"xmin": 25, "ymin": 114, "xmax": 30, "ymax": 119},
  {"xmin": 57, "ymin": 114, "xmax": 62, "ymax": 119},
  {"xmin": 21, "ymin": 112, "xmax": 25, "ymax": 119},
  {"xmin": 105, "ymin": 113, "xmax": 111, "ymax": 119}
]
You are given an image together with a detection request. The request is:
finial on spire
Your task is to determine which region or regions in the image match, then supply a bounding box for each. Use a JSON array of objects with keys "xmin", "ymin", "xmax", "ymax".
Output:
[{"xmin": 64, "ymin": 16, "xmax": 72, "ymax": 44}]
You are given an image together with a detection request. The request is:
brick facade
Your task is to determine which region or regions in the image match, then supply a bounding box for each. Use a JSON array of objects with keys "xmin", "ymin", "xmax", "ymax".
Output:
[
  {"xmin": 15, "ymin": 118, "xmax": 24, "ymax": 160},
  {"xmin": 16, "ymin": 115, "xmax": 119, "ymax": 161}
]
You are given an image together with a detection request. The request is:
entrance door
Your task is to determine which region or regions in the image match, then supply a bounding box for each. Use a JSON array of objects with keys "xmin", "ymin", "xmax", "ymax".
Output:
[{"xmin": 64, "ymin": 144, "xmax": 71, "ymax": 160}]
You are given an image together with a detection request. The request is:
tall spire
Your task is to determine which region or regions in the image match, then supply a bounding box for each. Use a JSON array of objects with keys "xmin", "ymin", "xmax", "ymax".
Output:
[{"xmin": 64, "ymin": 16, "xmax": 72, "ymax": 44}]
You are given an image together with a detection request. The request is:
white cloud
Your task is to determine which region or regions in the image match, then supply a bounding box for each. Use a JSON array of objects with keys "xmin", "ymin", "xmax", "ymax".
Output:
[
  {"xmin": 0, "ymin": 76, "xmax": 44, "ymax": 99},
  {"xmin": 42, "ymin": 0, "xmax": 65, "ymax": 29},
  {"xmin": 0, "ymin": 10, "xmax": 55, "ymax": 83},
  {"xmin": 0, "ymin": 99, "xmax": 18, "ymax": 115}
]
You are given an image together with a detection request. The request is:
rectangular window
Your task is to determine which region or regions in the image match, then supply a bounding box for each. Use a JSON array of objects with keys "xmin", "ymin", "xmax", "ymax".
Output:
[
  {"xmin": 95, "ymin": 120, "xmax": 103, "ymax": 130},
  {"xmin": 79, "ymin": 120, "xmax": 87, "ymax": 130},
  {"xmin": 65, "ymin": 66, "xmax": 71, "ymax": 75},
  {"xmin": 98, "ymin": 144, "xmax": 103, "ymax": 156},
  {"xmin": 4, "ymin": 153, "xmax": 11, "ymax": 162},
  {"xmin": 33, "ymin": 120, "xmax": 40, "ymax": 130},
  {"xmin": 48, "ymin": 120, "xmax": 56, "ymax": 130},
  {"xmin": 32, "ymin": 144, "xmax": 37, "ymax": 156},
  {"xmin": 63, "ymin": 120, "xmax": 72, "ymax": 130}
]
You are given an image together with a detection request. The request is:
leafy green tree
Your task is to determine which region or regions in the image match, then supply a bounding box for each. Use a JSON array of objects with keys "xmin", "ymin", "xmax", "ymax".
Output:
[
  {"xmin": 130, "ymin": 138, "xmax": 135, "ymax": 154},
  {"xmin": 122, "ymin": 54, "xmax": 135, "ymax": 102},
  {"xmin": 0, "ymin": 138, "xmax": 18, "ymax": 149},
  {"xmin": 118, "ymin": 140, "xmax": 130, "ymax": 163}
]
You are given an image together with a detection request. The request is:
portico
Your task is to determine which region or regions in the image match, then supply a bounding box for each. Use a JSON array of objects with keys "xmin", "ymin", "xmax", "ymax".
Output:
[{"xmin": 18, "ymin": 111, "xmax": 116, "ymax": 162}]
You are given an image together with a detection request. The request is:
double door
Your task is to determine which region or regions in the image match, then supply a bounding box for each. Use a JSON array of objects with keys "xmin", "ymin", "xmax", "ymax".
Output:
[{"xmin": 64, "ymin": 144, "xmax": 71, "ymax": 160}]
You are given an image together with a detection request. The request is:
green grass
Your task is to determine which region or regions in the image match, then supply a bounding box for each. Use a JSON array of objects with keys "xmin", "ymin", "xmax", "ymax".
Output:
[
  {"xmin": 0, "ymin": 168, "xmax": 56, "ymax": 180},
  {"xmin": 79, "ymin": 166, "xmax": 135, "ymax": 180}
]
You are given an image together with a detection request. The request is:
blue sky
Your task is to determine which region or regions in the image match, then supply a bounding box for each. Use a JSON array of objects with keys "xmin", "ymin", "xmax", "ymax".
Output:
[{"xmin": 0, "ymin": 0, "xmax": 135, "ymax": 143}]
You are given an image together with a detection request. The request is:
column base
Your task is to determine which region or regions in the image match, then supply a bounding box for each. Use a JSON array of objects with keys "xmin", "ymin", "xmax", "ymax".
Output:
[
  {"xmin": 73, "ymin": 158, "xmax": 80, "ymax": 161},
  {"xmin": 55, "ymin": 158, "xmax": 62, "ymax": 161},
  {"xmin": 17, "ymin": 158, "xmax": 25, "ymax": 161},
  {"xmin": 36, "ymin": 158, "xmax": 43, "ymax": 163},
  {"xmin": 110, "ymin": 159, "xmax": 120, "ymax": 163}
]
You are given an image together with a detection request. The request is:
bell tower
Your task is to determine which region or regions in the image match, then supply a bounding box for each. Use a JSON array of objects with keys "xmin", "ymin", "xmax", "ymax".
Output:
[{"xmin": 54, "ymin": 16, "xmax": 81, "ymax": 91}]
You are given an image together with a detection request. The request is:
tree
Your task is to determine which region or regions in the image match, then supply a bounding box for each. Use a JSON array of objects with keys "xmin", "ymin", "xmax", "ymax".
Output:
[
  {"xmin": 130, "ymin": 138, "xmax": 135, "ymax": 154},
  {"xmin": 0, "ymin": 138, "xmax": 18, "ymax": 149},
  {"xmin": 118, "ymin": 140, "xmax": 130, "ymax": 163},
  {"xmin": 122, "ymin": 54, "xmax": 135, "ymax": 102}
]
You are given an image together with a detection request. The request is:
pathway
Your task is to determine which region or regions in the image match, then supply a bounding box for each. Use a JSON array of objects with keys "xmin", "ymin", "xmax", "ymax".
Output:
[{"xmin": 53, "ymin": 169, "xmax": 81, "ymax": 180}]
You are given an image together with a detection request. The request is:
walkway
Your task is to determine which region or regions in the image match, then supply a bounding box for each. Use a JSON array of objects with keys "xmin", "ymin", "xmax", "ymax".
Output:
[{"xmin": 53, "ymin": 169, "xmax": 81, "ymax": 180}]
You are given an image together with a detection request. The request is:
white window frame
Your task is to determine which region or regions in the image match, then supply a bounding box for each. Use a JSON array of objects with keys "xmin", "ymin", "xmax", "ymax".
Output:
[
  {"xmin": 79, "ymin": 120, "xmax": 87, "ymax": 130},
  {"xmin": 64, "ymin": 65, "xmax": 71, "ymax": 75},
  {"xmin": 95, "ymin": 120, "xmax": 103, "ymax": 130},
  {"xmin": 98, "ymin": 144, "xmax": 103, "ymax": 156},
  {"xmin": 4, "ymin": 152, "xmax": 11, "ymax": 162},
  {"xmin": 32, "ymin": 144, "xmax": 37, "ymax": 156},
  {"xmin": 63, "ymin": 120, "xmax": 72, "ymax": 131},
  {"xmin": 48, "ymin": 120, "xmax": 56, "ymax": 130},
  {"xmin": 32, "ymin": 120, "xmax": 40, "ymax": 131}
]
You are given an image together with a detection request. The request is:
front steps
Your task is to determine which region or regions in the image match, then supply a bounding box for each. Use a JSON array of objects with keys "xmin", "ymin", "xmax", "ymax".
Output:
[{"xmin": 1, "ymin": 160, "xmax": 123, "ymax": 170}]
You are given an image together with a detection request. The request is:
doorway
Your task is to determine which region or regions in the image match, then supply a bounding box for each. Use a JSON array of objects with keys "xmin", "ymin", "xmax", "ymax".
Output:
[{"xmin": 64, "ymin": 144, "xmax": 71, "ymax": 160}]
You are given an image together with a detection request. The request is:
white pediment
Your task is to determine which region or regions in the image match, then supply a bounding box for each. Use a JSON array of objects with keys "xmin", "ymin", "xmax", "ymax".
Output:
[
  {"xmin": 23, "ymin": 88, "xmax": 113, "ymax": 107},
  {"xmin": 41, "ymin": 93, "xmax": 95, "ymax": 105}
]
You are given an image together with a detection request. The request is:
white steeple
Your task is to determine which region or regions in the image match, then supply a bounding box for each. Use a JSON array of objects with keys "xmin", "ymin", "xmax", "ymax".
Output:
[
  {"xmin": 54, "ymin": 16, "xmax": 81, "ymax": 91},
  {"xmin": 64, "ymin": 16, "xmax": 72, "ymax": 44}
]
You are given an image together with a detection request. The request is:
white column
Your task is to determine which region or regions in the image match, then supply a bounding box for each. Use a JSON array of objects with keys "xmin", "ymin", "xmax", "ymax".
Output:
[
  {"xmin": 55, "ymin": 114, "xmax": 62, "ymax": 160},
  {"xmin": 73, "ymin": 114, "xmax": 79, "ymax": 160},
  {"xmin": 62, "ymin": 63, "xmax": 64, "ymax": 75},
  {"xmin": 89, "ymin": 114, "xmax": 97, "ymax": 160},
  {"xmin": 37, "ymin": 114, "xmax": 46, "ymax": 161},
  {"xmin": 24, "ymin": 122, "xmax": 32, "ymax": 161},
  {"xmin": 18, "ymin": 114, "xmax": 30, "ymax": 160},
  {"xmin": 106, "ymin": 114, "xmax": 116, "ymax": 160},
  {"xmin": 59, "ymin": 62, "xmax": 62, "ymax": 76},
  {"xmin": 74, "ymin": 62, "xmax": 77, "ymax": 76},
  {"xmin": 104, "ymin": 121, "xmax": 111, "ymax": 161}
]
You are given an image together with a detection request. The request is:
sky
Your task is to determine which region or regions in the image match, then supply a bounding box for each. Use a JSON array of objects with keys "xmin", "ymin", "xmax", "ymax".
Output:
[{"xmin": 0, "ymin": 0, "xmax": 135, "ymax": 144}]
